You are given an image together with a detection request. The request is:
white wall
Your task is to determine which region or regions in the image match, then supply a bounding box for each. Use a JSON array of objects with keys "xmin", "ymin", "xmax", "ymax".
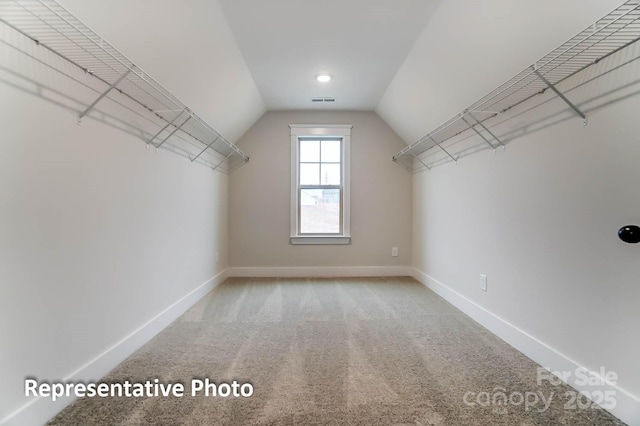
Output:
[
  {"xmin": 58, "ymin": 0, "xmax": 266, "ymax": 143},
  {"xmin": 228, "ymin": 111, "xmax": 412, "ymax": 273},
  {"xmin": 0, "ymin": 11, "xmax": 230, "ymax": 426},
  {"xmin": 412, "ymin": 86, "xmax": 640, "ymax": 422},
  {"xmin": 377, "ymin": 1, "xmax": 640, "ymax": 424}
]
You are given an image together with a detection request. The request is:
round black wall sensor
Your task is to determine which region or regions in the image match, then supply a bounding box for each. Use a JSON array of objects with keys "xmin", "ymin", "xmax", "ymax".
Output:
[{"xmin": 618, "ymin": 225, "xmax": 640, "ymax": 244}]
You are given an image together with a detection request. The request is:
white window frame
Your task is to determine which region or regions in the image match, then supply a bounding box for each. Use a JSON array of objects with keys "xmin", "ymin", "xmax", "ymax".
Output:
[{"xmin": 290, "ymin": 124, "xmax": 352, "ymax": 245}]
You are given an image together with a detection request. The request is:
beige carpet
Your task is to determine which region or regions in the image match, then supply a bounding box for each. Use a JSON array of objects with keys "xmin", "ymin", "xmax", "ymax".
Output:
[{"xmin": 49, "ymin": 277, "xmax": 624, "ymax": 425}]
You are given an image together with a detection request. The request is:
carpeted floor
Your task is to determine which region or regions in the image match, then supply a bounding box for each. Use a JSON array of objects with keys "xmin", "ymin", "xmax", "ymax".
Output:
[{"xmin": 49, "ymin": 277, "xmax": 624, "ymax": 425}]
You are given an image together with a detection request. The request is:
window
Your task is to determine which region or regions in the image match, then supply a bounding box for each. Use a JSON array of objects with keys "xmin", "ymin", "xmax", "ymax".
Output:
[{"xmin": 290, "ymin": 125, "xmax": 351, "ymax": 245}]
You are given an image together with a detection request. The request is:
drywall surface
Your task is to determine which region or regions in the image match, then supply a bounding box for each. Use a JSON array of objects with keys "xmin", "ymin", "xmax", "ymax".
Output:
[
  {"xmin": 58, "ymin": 0, "xmax": 265, "ymax": 143},
  {"xmin": 229, "ymin": 111, "xmax": 411, "ymax": 268},
  {"xmin": 0, "ymin": 29, "xmax": 228, "ymax": 426},
  {"xmin": 412, "ymin": 88, "xmax": 640, "ymax": 421}
]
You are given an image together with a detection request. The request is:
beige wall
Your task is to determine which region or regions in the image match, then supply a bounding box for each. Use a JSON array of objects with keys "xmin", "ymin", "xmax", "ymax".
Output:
[{"xmin": 229, "ymin": 111, "xmax": 411, "ymax": 268}]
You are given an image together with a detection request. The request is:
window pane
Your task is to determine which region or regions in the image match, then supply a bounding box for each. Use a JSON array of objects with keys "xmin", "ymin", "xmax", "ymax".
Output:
[
  {"xmin": 300, "ymin": 140, "xmax": 320, "ymax": 162},
  {"xmin": 320, "ymin": 163, "xmax": 341, "ymax": 185},
  {"xmin": 300, "ymin": 163, "xmax": 319, "ymax": 185},
  {"xmin": 300, "ymin": 188, "xmax": 340, "ymax": 234},
  {"xmin": 321, "ymin": 140, "xmax": 341, "ymax": 162}
]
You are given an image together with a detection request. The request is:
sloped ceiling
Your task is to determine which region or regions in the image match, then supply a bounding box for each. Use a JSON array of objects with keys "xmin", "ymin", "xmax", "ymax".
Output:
[
  {"xmin": 57, "ymin": 0, "xmax": 265, "ymax": 143},
  {"xmin": 218, "ymin": 0, "xmax": 439, "ymax": 111},
  {"xmin": 376, "ymin": 0, "xmax": 622, "ymax": 144},
  {"xmin": 57, "ymin": 0, "xmax": 624, "ymax": 145}
]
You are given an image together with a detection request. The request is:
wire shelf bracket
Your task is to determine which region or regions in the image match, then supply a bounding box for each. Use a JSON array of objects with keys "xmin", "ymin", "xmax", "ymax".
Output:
[
  {"xmin": 393, "ymin": 0, "xmax": 640, "ymax": 173},
  {"xmin": 430, "ymin": 136, "xmax": 457, "ymax": 164},
  {"xmin": 466, "ymin": 111, "xmax": 505, "ymax": 148},
  {"xmin": 191, "ymin": 136, "xmax": 219, "ymax": 163},
  {"xmin": 156, "ymin": 115, "xmax": 192, "ymax": 149},
  {"xmin": 532, "ymin": 67, "xmax": 587, "ymax": 125},
  {"xmin": 147, "ymin": 108, "xmax": 188, "ymax": 145},
  {"xmin": 0, "ymin": 0, "xmax": 249, "ymax": 174},
  {"xmin": 78, "ymin": 68, "xmax": 131, "ymax": 123}
]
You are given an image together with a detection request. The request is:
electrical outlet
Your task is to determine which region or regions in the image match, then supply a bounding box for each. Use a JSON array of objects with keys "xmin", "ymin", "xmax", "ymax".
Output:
[
  {"xmin": 391, "ymin": 247, "xmax": 399, "ymax": 257},
  {"xmin": 480, "ymin": 274, "xmax": 487, "ymax": 291}
]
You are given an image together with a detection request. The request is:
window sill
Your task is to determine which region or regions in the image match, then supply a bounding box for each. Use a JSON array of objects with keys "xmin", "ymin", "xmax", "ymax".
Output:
[{"xmin": 290, "ymin": 236, "xmax": 351, "ymax": 245}]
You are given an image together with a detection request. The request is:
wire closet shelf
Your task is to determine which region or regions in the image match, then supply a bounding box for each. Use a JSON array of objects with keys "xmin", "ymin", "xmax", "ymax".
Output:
[
  {"xmin": 393, "ymin": 0, "xmax": 640, "ymax": 173},
  {"xmin": 0, "ymin": 0, "xmax": 249, "ymax": 173}
]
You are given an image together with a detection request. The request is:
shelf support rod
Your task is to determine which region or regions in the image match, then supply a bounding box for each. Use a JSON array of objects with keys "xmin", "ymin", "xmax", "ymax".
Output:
[
  {"xmin": 392, "ymin": 157, "xmax": 415, "ymax": 173},
  {"xmin": 461, "ymin": 115, "xmax": 495, "ymax": 149},
  {"xmin": 191, "ymin": 136, "xmax": 220, "ymax": 163},
  {"xmin": 533, "ymin": 68, "xmax": 587, "ymax": 125},
  {"xmin": 79, "ymin": 69, "xmax": 131, "ymax": 121},
  {"xmin": 148, "ymin": 109, "xmax": 187, "ymax": 145},
  {"xmin": 155, "ymin": 115, "xmax": 192, "ymax": 149},
  {"xmin": 466, "ymin": 112, "xmax": 505, "ymax": 147},
  {"xmin": 411, "ymin": 153, "xmax": 431, "ymax": 171},
  {"xmin": 428, "ymin": 136, "xmax": 457, "ymax": 163},
  {"xmin": 211, "ymin": 150, "xmax": 235, "ymax": 172}
]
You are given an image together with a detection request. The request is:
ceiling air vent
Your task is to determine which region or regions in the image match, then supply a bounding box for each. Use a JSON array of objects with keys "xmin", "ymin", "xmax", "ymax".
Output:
[{"xmin": 312, "ymin": 97, "xmax": 335, "ymax": 103}]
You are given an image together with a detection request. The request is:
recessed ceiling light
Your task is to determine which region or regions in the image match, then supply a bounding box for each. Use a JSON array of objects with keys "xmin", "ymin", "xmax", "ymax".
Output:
[{"xmin": 316, "ymin": 74, "xmax": 331, "ymax": 83}]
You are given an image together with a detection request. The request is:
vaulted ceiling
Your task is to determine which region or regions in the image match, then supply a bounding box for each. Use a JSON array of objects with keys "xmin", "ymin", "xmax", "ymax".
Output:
[
  {"xmin": 218, "ymin": 0, "xmax": 439, "ymax": 111},
  {"xmin": 57, "ymin": 0, "xmax": 621, "ymax": 144}
]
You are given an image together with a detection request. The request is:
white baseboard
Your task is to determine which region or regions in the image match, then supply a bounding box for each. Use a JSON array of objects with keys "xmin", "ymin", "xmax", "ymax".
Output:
[
  {"xmin": 411, "ymin": 267, "xmax": 640, "ymax": 426},
  {"xmin": 228, "ymin": 265, "xmax": 413, "ymax": 278},
  {"xmin": 1, "ymin": 269, "xmax": 229, "ymax": 426}
]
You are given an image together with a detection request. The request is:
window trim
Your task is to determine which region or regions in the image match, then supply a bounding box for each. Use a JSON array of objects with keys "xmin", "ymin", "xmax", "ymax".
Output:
[{"xmin": 290, "ymin": 124, "xmax": 352, "ymax": 245}]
